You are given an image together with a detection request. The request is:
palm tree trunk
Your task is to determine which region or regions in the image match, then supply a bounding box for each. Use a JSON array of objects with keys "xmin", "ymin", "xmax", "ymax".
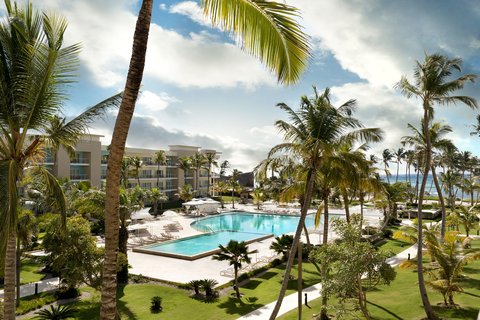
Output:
[
  {"xmin": 396, "ymin": 160, "xmax": 400, "ymax": 183},
  {"xmin": 342, "ymin": 191, "xmax": 350, "ymax": 223},
  {"xmin": 270, "ymin": 171, "xmax": 315, "ymax": 320},
  {"xmin": 4, "ymin": 232, "xmax": 16, "ymax": 320},
  {"xmin": 100, "ymin": 1, "xmax": 152, "ymax": 319},
  {"xmin": 323, "ymin": 191, "xmax": 330, "ymax": 245},
  {"xmin": 234, "ymin": 267, "xmax": 240, "ymax": 299},
  {"xmin": 156, "ymin": 163, "xmax": 160, "ymax": 188},
  {"xmin": 417, "ymin": 105, "xmax": 438, "ymax": 320},
  {"xmin": 16, "ymin": 236, "xmax": 21, "ymax": 307},
  {"xmin": 415, "ymin": 167, "xmax": 420, "ymax": 204},
  {"xmin": 207, "ymin": 166, "xmax": 211, "ymax": 196},
  {"xmin": 297, "ymin": 241, "xmax": 302, "ymax": 320},
  {"xmin": 231, "ymin": 188, "xmax": 235, "ymax": 209},
  {"xmin": 431, "ymin": 165, "xmax": 447, "ymax": 239}
]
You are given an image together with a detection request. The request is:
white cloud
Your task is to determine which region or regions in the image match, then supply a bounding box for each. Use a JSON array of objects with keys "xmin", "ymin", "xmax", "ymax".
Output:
[
  {"xmin": 169, "ymin": 1, "xmax": 210, "ymax": 27},
  {"xmin": 136, "ymin": 90, "xmax": 178, "ymax": 112}
]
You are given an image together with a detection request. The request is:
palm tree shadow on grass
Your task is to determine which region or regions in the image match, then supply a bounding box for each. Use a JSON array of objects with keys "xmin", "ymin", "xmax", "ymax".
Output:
[
  {"xmin": 116, "ymin": 285, "xmax": 137, "ymax": 320},
  {"xmin": 366, "ymin": 301, "xmax": 403, "ymax": 320},
  {"xmin": 216, "ymin": 296, "xmax": 263, "ymax": 315},
  {"xmin": 431, "ymin": 305, "xmax": 478, "ymax": 319}
]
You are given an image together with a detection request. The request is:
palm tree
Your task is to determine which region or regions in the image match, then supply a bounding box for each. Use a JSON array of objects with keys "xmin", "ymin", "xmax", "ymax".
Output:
[
  {"xmin": 394, "ymin": 148, "xmax": 406, "ymax": 182},
  {"xmin": 204, "ymin": 152, "xmax": 218, "ymax": 196},
  {"xmin": 16, "ymin": 210, "xmax": 37, "ymax": 306},
  {"xmin": 270, "ymin": 235, "xmax": 294, "ymax": 259},
  {"xmin": 402, "ymin": 121, "xmax": 456, "ymax": 239},
  {"xmin": 219, "ymin": 160, "xmax": 230, "ymax": 176},
  {"xmin": 456, "ymin": 206, "xmax": 479, "ymax": 237},
  {"xmin": 99, "ymin": 0, "xmax": 310, "ymax": 316},
  {"xmin": 212, "ymin": 240, "xmax": 257, "ymax": 299},
  {"xmin": 120, "ymin": 157, "xmax": 132, "ymax": 188},
  {"xmin": 130, "ymin": 156, "xmax": 143, "ymax": 187},
  {"xmin": 191, "ymin": 152, "xmax": 207, "ymax": 196},
  {"xmin": 229, "ymin": 169, "xmax": 242, "ymax": 209},
  {"xmin": 200, "ymin": 278, "xmax": 219, "ymax": 299},
  {"xmin": 214, "ymin": 181, "xmax": 229, "ymax": 209},
  {"xmin": 268, "ymin": 87, "xmax": 383, "ymax": 319},
  {"xmin": 395, "ymin": 53, "xmax": 477, "ymax": 320},
  {"xmin": 148, "ymin": 187, "xmax": 167, "ymax": 215},
  {"xmin": 177, "ymin": 184, "xmax": 195, "ymax": 204},
  {"xmin": 178, "ymin": 156, "xmax": 192, "ymax": 186},
  {"xmin": 154, "ymin": 150, "xmax": 167, "ymax": 189},
  {"xmin": 252, "ymin": 188, "xmax": 265, "ymax": 210},
  {"xmin": 34, "ymin": 305, "xmax": 76, "ymax": 320},
  {"xmin": 382, "ymin": 149, "xmax": 393, "ymax": 184},
  {"xmin": 0, "ymin": 3, "xmax": 120, "ymax": 317},
  {"xmin": 424, "ymin": 231, "xmax": 480, "ymax": 306}
]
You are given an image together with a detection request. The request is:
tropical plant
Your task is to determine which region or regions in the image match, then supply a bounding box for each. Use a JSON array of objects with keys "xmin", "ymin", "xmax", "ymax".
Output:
[
  {"xmin": 204, "ymin": 152, "xmax": 218, "ymax": 196},
  {"xmin": 424, "ymin": 231, "xmax": 480, "ymax": 306},
  {"xmin": 100, "ymin": 0, "xmax": 310, "ymax": 316},
  {"xmin": 269, "ymin": 235, "xmax": 294, "ymax": 259},
  {"xmin": 178, "ymin": 156, "xmax": 192, "ymax": 186},
  {"xmin": 148, "ymin": 187, "xmax": 168, "ymax": 215},
  {"xmin": 214, "ymin": 181, "xmax": 229, "ymax": 209},
  {"xmin": 396, "ymin": 53, "xmax": 477, "ymax": 320},
  {"xmin": 268, "ymin": 87, "xmax": 383, "ymax": 319},
  {"xmin": 394, "ymin": 148, "xmax": 406, "ymax": 182},
  {"xmin": 150, "ymin": 296, "xmax": 163, "ymax": 313},
  {"xmin": 0, "ymin": 3, "xmax": 120, "ymax": 317},
  {"xmin": 120, "ymin": 157, "xmax": 132, "ymax": 188},
  {"xmin": 229, "ymin": 169, "xmax": 242, "ymax": 209},
  {"xmin": 177, "ymin": 184, "xmax": 195, "ymax": 203},
  {"xmin": 456, "ymin": 206, "xmax": 479, "ymax": 237},
  {"xmin": 252, "ymin": 188, "xmax": 265, "ymax": 210},
  {"xmin": 212, "ymin": 240, "xmax": 257, "ymax": 299},
  {"xmin": 34, "ymin": 305, "xmax": 76, "ymax": 320},
  {"xmin": 219, "ymin": 160, "xmax": 230, "ymax": 175},
  {"xmin": 190, "ymin": 152, "xmax": 207, "ymax": 196},
  {"xmin": 16, "ymin": 210, "xmax": 37, "ymax": 305},
  {"xmin": 382, "ymin": 149, "xmax": 393, "ymax": 184},
  {"xmin": 200, "ymin": 278, "xmax": 219, "ymax": 299},
  {"xmin": 130, "ymin": 156, "xmax": 143, "ymax": 186},
  {"xmin": 188, "ymin": 279, "xmax": 202, "ymax": 295},
  {"xmin": 154, "ymin": 150, "xmax": 167, "ymax": 189}
]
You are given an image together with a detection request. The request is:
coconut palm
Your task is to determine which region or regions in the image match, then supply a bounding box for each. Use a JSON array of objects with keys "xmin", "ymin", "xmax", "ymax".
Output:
[
  {"xmin": 212, "ymin": 240, "xmax": 257, "ymax": 299},
  {"xmin": 154, "ymin": 150, "xmax": 167, "ymax": 189},
  {"xmin": 100, "ymin": 0, "xmax": 311, "ymax": 316},
  {"xmin": 178, "ymin": 156, "xmax": 192, "ymax": 186},
  {"xmin": 394, "ymin": 148, "xmax": 406, "ymax": 182},
  {"xmin": 456, "ymin": 206, "xmax": 479, "ymax": 237},
  {"xmin": 204, "ymin": 152, "xmax": 218, "ymax": 196},
  {"xmin": 120, "ymin": 157, "xmax": 132, "ymax": 188},
  {"xmin": 0, "ymin": 3, "xmax": 120, "ymax": 317},
  {"xmin": 148, "ymin": 187, "xmax": 167, "ymax": 215},
  {"xmin": 424, "ymin": 231, "xmax": 480, "ymax": 306},
  {"xmin": 382, "ymin": 149, "xmax": 393, "ymax": 184},
  {"xmin": 268, "ymin": 87, "xmax": 383, "ymax": 319},
  {"xmin": 16, "ymin": 210, "xmax": 37, "ymax": 305},
  {"xmin": 214, "ymin": 181, "xmax": 229, "ymax": 209},
  {"xmin": 252, "ymin": 188, "xmax": 265, "ymax": 210},
  {"xmin": 191, "ymin": 152, "xmax": 207, "ymax": 196},
  {"xmin": 396, "ymin": 53, "xmax": 477, "ymax": 320},
  {"xmin": 177, "ymin": 184, "xmax": 195, "ymax": 203},
  {"xmin": 402, "ymin": 121, "xmax": 456, "ymax": 239},
  {"xmin": 130, "ymin": 156, "xmax": 143, "ymax": 187},
  {"xmin": 229, "ymin": 169, "xmax": 242, "ymax": 209},
  {"xmin": 220, "ymin": 160, "xmax": 230, "ymax": 176}
]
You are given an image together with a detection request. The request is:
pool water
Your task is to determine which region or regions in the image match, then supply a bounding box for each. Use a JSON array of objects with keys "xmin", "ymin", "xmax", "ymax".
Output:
[
  {"xmin": 135, "ymin": 211, "xmax": 334, "ymax": 259},
  {"xmin": 191, "ymin": 211, "xmax": 319, "ymax": 236}
]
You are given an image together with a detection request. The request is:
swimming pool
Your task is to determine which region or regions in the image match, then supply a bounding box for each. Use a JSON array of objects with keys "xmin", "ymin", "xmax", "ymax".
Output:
[
  {"xmin": 134, "ymin": 211, "xmax": 334, "ymax": 260},
  {"xmin": 191, "ymin": 211, "xmax": 318, "ymax": 236}
]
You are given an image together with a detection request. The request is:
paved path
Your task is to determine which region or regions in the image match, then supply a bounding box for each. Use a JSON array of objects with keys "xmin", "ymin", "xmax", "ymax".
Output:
[
  {"xmin": 237, "ymin": 244, "xmax": 418, "ymax": 320},
  {"xmin": 0, "ymin": 277, "xmax": 59, "ymax": 299}
]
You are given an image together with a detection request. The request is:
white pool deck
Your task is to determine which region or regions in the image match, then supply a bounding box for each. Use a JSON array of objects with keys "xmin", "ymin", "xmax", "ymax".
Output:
[{"xmin": 127, "ymin": 203, "xmax": 383, "ymax": 285}]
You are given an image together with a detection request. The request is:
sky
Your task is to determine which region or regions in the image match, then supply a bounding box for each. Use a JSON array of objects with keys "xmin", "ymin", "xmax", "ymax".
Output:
[{"xmin": 4, "ymin": 0, "xmax": 480, "ymax": 173}]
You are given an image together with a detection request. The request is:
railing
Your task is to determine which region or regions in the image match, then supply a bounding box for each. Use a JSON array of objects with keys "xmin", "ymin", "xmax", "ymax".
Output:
[
  {"xmin": 71, "ymin": 158, "xmax": 90, "ymax": 164},
  {"xmin": 70, "ymin": 174, "xmax": 89, "ymax": 180}
]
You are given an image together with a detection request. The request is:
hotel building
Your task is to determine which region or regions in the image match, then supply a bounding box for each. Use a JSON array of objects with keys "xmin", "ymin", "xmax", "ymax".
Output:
[{"xmin": 44, "ymin": 134, "xmax": 220, "ymax": 199}]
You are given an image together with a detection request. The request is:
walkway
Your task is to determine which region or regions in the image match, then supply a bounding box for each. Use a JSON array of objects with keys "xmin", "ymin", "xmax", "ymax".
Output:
[
  {"xmin": 0, "ymin": 277, "xmax": 59, "ymax": 299},
  {"xmin": 237, "ymin": 244, "xmax": 418, "ymax": 320}
]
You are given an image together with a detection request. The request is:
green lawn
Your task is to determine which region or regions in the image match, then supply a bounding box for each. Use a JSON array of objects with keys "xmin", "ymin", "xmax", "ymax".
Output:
[
  {"xmin": 1, "ymin": 258, "xmax": 44, "ymax": 290},
  {"xmin": 280, "ymin": 242, "xmax": 480, "ymax": 320},
  {"xmin": 376, "ymin": 237, "xmax": 412, "ymax": 257},
  {"xmin": 24, "ymin": 263, "xmax": 320, "ymax": 319}
]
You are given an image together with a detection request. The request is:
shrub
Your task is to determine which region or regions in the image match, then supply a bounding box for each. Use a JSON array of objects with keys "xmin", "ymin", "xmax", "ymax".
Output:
[
  {"xmin": 54, "ymin": 287, "xmax": 80, "ymax": 300},
  {"xmin": 129, "ymin": 274, "xmax": 148, "ymax": 284},
  {"xmin": 200, "ymin": 279, "xmax": 219, "ymax": 298},
  {"xmin": 34, "ymin": 305, "xmax": 76, "ymax": 319},
  {"xmin": 150, "ymin": 296, "xmax": 163, "ymax": 313},
  {"xmin": 17, "ymin": 293, "xmax": 57, "ymax": 315},
  {"xmin": 382, "ymin": 229, "xmax": 393, "ymax": 239}
]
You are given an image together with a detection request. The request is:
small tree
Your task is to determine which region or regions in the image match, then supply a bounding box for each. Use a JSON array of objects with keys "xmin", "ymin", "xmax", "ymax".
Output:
[
  {"xmin": 201, "ymin": 279, "xmax": 219, "ymax": 299},
  {"xmin": 269, "ymin": 235, "xmax": 293, "ymax": 259},
  {"xmin": 188, "ymin": 280, "xmax": 202, "ymax": 295},
  {"xmin": 212, "ymin": 240, "xmax": 258, "ymax": 298},
  {"xmin": 150, "ymin": 296, "xmax": 163, "ymax": 313},
  {"xmin": 34, "ymin": 305, "xmax": 76, "ymax": 320},
  {"xmin": 252, "ymin": 188, "xmax": 265, "ymax": 210}
]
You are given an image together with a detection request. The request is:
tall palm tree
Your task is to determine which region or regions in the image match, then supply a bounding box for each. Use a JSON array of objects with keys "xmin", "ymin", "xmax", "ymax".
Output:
[
  {"xmin": 396, "ymin": 53, "xmax": 477, "ymax": 320},
  {"xmin": 154, "ymin": 150, "xmax": 167, "ymax": 189},
  {"xmin": 229, "ymin": 169, "xmax": 242, "ymax": 209},
  {"xmin": 178, "ymin": 156, "xmax": 192, "ymax": 186},
  {"xmin": 120, "ymin": 157, "xmax": 132, "ymax": 188},
  {"xmin": 99, "ymin": 0, "xmax": 311, "ymax": 317},
  {"xmin": 269, "ymin": 87, "xmax": 383, "ymax": 319},
  {"xmin": 382, "ymin": 149, "xmax": 393, "ymax": 183},
  {"xmin": 212, "ymin": 240, "xmax": 257, "ymax": 299},
  {"xmin": 394, "ymin": 147, "xmax": 406, "ymax": 182},
  {"xmin": 130, "ymin": 156, "xmax": 143, "ymax": 187},
  {"xmin": 0, "ymin": 3, "xmax": 120, "ymax": 318},
  {"xmin": 204, "ymin": 152, "xmax": 218, "ymax": 196},
  {"xmin": 214, "ymin": 181, "xmax": 228, "ymax": 208},
  {"xmin": 402, "ymin": 121, "xmax": 455, "ymax": 239},
  {"xmin": 191, "ymin": 152, "xmax": 207, "ymax": 196}
]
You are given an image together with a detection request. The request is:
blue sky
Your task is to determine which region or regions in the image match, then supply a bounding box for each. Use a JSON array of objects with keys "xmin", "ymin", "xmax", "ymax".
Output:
[{"xmin": 5, "ymin": 0, "xmax": 480, "ymax": 172}]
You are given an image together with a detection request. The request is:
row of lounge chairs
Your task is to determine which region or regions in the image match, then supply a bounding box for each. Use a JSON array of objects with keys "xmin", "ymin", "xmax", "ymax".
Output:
[{"xmin": 126, "ymin": 232, "xmax": 178, "ymax": 249}]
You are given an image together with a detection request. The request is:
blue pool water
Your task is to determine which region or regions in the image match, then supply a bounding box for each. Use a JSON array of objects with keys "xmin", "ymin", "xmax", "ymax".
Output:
[
  {"xmin": 143, "ymin": 231, "xmax": 265, "ymax": 256},
  {"xmin": 191, "ymin": 211, "xmax": 319, "ymax": 236},
  {"xmin": 137, "ymin": 211, "xmax": 336, "ymax": 259}
]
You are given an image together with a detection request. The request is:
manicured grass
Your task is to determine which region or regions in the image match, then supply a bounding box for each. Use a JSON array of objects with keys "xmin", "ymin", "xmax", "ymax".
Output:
[
  {"xmin": 17, "ymin": 292, "xmax": 57, "ymax": 315},
  {"xmin": 280, "ymin": 241, "xmax": 480, "ymax": 320},
  {"xmin": 376, "ymin": 237, "xmax": 411, "ymax": 257},
  {"xmin": 24, "ymin": 263, "xmax": 320, "ymax": 320},
  {"xmin": 19, "ymin": 258, "xmax": 45, "ymax": 285}
]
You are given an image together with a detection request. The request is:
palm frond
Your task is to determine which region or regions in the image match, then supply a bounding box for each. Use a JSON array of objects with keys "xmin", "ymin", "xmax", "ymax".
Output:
[{"xmin": 202, "ymin": 0, "xmax": 310, "ymax": 84}]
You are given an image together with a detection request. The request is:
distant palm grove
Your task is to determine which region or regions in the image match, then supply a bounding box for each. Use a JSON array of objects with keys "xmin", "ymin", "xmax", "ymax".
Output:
[{"xmin": 1, "ymin": 1, "xmax": 480, "ymax": 320}]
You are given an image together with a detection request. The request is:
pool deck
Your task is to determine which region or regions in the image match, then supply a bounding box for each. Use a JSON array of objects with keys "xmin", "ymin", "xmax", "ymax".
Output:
[{"xmin": 127, "ymin": 203, "xmax": 383, "ymax": 285}]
